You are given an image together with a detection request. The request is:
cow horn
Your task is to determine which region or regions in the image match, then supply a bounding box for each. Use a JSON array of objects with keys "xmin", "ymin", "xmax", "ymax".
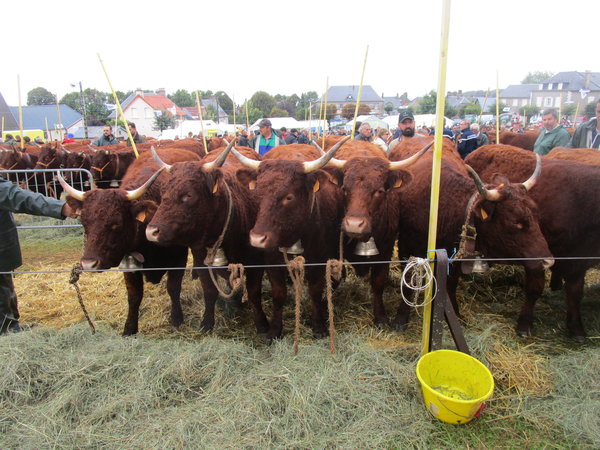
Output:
[
  {"xmin": 203, "ymin": 137, "xmax": 236, "ymax": 171},
  {"xmin": 521, "ymin": 153, "xmax": 542, "ymax": 192},
  {"xmin": 311, "ymin": 140, "xmax": 326, "ymax": 155},
  {"xmin": 388, "ymin": 141, "xmax": 434, "ymax": 170},
  {"xmin": 465, "ymin": 164, "xmax": 501, "ymax": 201},
  {"xmin": 88, "ymin": 145, "xmax": 98, "ymax": 153},
  {"xmin": 125, "ymin": 167, "xmax": 165, "ymax": 201},
  {"xmin": 56, "ymin": 171, "xmax": 86, "ymax": 201},
  {"xmin": 231, "ymin": 147, "xmax": 261, "ymax": 170},
  {"xmin": 303, "ymin": 135, "xmax": 351, "ymax": 173},
  {"xmin": 151, "ymin": 146, "xmax": 172, "ymax": 171}
]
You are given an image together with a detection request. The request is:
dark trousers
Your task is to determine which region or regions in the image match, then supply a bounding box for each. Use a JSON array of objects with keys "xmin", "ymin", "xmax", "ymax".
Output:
[{"xmin": 0, "ymin": 273, "xmax": 19, "ymax": 332}]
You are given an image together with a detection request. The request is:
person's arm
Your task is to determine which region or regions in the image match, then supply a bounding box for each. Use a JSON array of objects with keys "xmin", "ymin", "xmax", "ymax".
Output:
[
  {"xmin": 557, "ymin": 129, "xmax": 571, "ymax": 148},
  {"xmin": 0, "ymin": 178, "xmax": 66, "ymax": 219}
]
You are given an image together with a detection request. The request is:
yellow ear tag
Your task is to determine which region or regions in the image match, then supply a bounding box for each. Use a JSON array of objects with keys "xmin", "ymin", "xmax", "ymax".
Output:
[
  {"xmin": 394, "ymin": 179, "xmax": 403, "ymax": 189},
  {"xmin": 249, "ymin": 180, "xmax": 256, "ymax": 190},
  {"xmin": 497, "ymin": 183, "xmax": 505, "ymax": 189},
  {"xmin": 480, "ymin": 208, "xmax": 488, "ymax": 220},
  {"xmin": 136, "ymin": 211, "xmax": 146, "ymax": 222},
  {"xmin": 212, "ymin": 182, "xmax": 219, "ymax": 194},
  {"xmin": 313, "ymin": 179, "xmax": 320, "ymax": 193}
]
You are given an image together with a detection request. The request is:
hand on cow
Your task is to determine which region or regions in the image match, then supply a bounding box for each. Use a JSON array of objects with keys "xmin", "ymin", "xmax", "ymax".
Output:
[{"xmin": 61, "ymin": 202, "xmax": 78, "ymax": 218}]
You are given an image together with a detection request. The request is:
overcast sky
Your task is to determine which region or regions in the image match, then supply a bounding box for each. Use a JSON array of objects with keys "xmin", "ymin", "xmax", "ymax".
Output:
[{"xmin": 1, "ymin": 0, "xmax": 596, "ymax": 106}]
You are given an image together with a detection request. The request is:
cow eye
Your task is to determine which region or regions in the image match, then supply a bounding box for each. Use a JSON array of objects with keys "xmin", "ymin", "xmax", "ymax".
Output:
[
  {"xmin": 181, "ymin": 193, "xmax": 192, "ymax": 202},
  {"xmin": 515, "ymin": 222, "xmax": 524, "ymax": 229},
  {"xmin": 111, "ymin": 224, "xmax": 119, "ymax": 230},
  {"xmin": 285, "ymin": 194, "xmax": 294, "ymax": 202},
  {"xmin": 375, "ymin": 188, "xmax": 385, "ymax": 196}
]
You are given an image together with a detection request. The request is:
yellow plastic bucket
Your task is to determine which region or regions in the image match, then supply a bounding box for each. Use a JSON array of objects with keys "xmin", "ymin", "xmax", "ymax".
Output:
[{"xmin": 416, "ymin": 349, "xmax": 494, "ymax": 424}]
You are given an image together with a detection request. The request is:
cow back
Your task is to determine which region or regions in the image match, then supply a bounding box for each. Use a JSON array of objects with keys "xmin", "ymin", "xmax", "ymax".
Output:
[{"xmin": 547, "ymin": 147, "xmax": 600, "ymax": 166}]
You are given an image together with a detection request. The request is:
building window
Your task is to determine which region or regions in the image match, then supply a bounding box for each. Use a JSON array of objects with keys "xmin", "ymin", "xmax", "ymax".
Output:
[
  {"xmin": 548, "ymin": 83, "xmax": 553, "ymax": 90},
  {"xmin": 536, "ymin": 97, "xmax": 543, "ymax": 107},
  {"xmin": 521, "ymin": 99, "xmax": 527, "ymax": 106},
  {"xmin": 545, "ymin": 97, "xmax": 553, "ymax": 107},
  {"xmin": 131, "ymin": 107, "xmax": 138, "ymax": 118},
  {"xmin": 512, "ymin": 99, "xmax": 518, "ymax": 106}
]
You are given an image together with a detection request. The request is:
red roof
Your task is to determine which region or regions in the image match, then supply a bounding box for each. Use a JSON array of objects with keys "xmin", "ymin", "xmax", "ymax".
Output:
[{"xmin": 135, "ymin": 94, "xmax": 187, "ymax": 116}]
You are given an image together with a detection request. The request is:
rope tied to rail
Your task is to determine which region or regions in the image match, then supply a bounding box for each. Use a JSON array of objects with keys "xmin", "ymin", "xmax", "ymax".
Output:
[
  {"xmin": 401, "ymin": 257, "xmax": 437, "ymax": 308},
  {"xmin": 282, "ymin": 251, "xmax": 306, "ymax": 355},
  {"xmin": 322, "ymin": 230, "xmax": 346, "ymax": 354},
  {"xmin": 68, "ymin": 262, "xmax": 96, "ymax": 334}
]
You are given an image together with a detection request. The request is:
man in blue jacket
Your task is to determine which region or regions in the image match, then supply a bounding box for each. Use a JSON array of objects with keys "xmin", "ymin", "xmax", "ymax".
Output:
[
  {"xmin": 457, "ymin": 120, "xmax": 478, "ymax": 159},
  {"xmin": 1, "ymin": 178, "xmax": 76, "ymax": 334}
]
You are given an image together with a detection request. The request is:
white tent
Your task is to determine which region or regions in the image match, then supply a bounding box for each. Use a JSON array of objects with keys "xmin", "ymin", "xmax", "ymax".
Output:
[
  {"xmin": 249, "ymin": 117, "xmax": 302, "ymax": 132},
  {"xmin": 159, "ymin": 120, "xmax": 221, "ymax": 140},
  {"xmin": 383, "ymin": 114, "xmax": 453, "ymax": 129},
  {"xmin": 344, "ymin": 115, "xmax": 389, "ymax": 132}
]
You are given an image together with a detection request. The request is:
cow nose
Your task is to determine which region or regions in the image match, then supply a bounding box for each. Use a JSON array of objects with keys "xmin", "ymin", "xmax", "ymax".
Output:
[
  {"xmin": 249, "ymin": 231, "xmax": 269, "ymax": 248},
  {"xmin": 343, "ymin": 216, "xmax": 369, "ymax": 235},
  {"xmin": 543, "ymin": 258, "xmax": 554, "ymax": 269},
  {"xmin": 145, "ymin": 225, "xmax": 160, "ymax": 242},
  {"xmin": 80, "ymin": 259, "xmax": 99, "ymax": 270}
]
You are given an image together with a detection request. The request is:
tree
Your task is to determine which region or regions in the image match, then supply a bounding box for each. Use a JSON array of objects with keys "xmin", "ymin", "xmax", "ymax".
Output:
[
  {"xmin": 341, "ymin": 103, "xmax": 370, "ymax": 120},
  {"xmin": 153, "ymin": 110, "xmax": 175, "ymax": 132},
  {"xmin": 27, "ymin": 87, "xmax": 55, "ymax": 105},
  {"xmin": 318, "ymin": 104, "xmax": 337, "ymax": 125},
  {"xmin": 60, "ymin": 88, "xmax": 110, "ymax": 123},
  {"xmin": 459, "ymin": 101, "xmax": 481, "ymax": 117},
  {"xmin": 444, "ymin": 104, "xmax": 458, "ymax": 118},
  {"xmin": 270, "ymin": 106, "xmax": 289, "ymax": 117},
  {"xmin": 521, "ymin": 71, "xmax": 554, "ymax": 84},
  {"xmin": 115, "ymin": 90, "xmax": 132, "ymax": 103},
  {"xmin": 584, "ymin": 102, "xmax": 596, "ymax": 118},
  {"xmin": 295, "ymin": 107, "xmax": 308, "ymax": 121},
  {"xmin": 204, "ymin": 105, "xmax": 217, "ymax": 121},
  {"xmin": 169, "ymin": 89, "xmax": 195, "ymax": 107},
  {"xmin": 250, "ymin": 91, "xmax": 275, "ymax": 117},
  {"xmin": 214, "ymin": 91, "xmax": 233, "ymax": 116},
  {"xmin": 416, "ymin": 90, "xmax": 437, "ymax": 114},
  {"xmin": 298, "ymin": 91, "xmax": 319, "ymax": 109},
  {"xmin": 384, "ymin": 104, "xmax": 394, "ymax": 114},
  {"xmin": 562, "ymin": 104, "xmax": 576, "ymax": 118},
  {"xmin": 519, "ymin": 104, "xmax": 540, "ymax": 117}
]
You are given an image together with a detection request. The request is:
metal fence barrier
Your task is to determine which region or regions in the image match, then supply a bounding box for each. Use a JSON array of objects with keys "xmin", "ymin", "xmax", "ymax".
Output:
[{"xmin": 1, "ymin": 168, "xmax": 94, "ymax": 229}]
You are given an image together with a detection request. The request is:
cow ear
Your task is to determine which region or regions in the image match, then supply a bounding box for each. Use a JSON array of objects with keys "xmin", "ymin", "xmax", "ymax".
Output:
[
  {"xmin": 387, "ymin": 169, "xmax": 413, "ymax": 190},
  {"xmin": 320, "ymin": 167, "xmax": 344, "ymax": 186},
  {"xmin": 206, "ymin": 171, "xmax": 223, "ymax": 195},
  {"xmin": 65, "ymin": 196, "xmax": 84, "ymax": 217},
  {"xmin": 236, "ymin": 169, "xmax": 258, "ymax": 190},
  {"xmin": 131, "ymin": 200, "xmax": 158, "ymax": 224},
  {"xmin": 473, "ymin": 198, "xmax": 495, "ymax": 222}
]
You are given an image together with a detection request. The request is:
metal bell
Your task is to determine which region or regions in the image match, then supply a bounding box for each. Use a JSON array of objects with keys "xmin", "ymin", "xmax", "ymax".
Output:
[
  {"xmin": 205, "ymin": 247, "xmax": 228, "ymax": 267},
  {"xmin": 279, "ymin": 240, "xmax": 304, "ymax": 255},
  {"xmin": 118, "ymin": 254, "xmax": 143, "ymax": 271},
  {"xmin": 354, "ymin": 237, "xmax": 379, "ymax": 256},
  {"xmin": 472, "ymin": 257, "xmax": 489, "ymax": 274}
]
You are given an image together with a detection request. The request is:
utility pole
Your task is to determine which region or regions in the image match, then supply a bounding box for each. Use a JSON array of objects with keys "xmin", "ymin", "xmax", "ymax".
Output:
[{"xmin": 74, "ymin": 82, "xmax": 89, "ymax": 138}]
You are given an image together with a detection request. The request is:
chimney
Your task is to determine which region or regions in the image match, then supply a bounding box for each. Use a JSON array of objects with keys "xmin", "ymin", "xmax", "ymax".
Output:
[
  {"xmin": 135, "ymin": 88, "xmax": 143, "ymax": 96},
  {"xmin": 157, "ymin": 88, "xmax": 166, "ymax": 97},
  {"xmin": 584, "ymin": 70, "xmax": 591, "ymax": 89}
]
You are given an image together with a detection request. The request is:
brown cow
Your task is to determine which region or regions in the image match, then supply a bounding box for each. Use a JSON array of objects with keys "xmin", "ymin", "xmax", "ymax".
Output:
[
  {"xmin": 145, "ymin": 143, "xmax": 287, "ymax": 340},
  {"xmin": 466, "ymin": 145, "xmax": 600, "ymax": 339},
  {"xmin": 89, "ymin": 146, "xmax": 139, "ymax": 188},
  {"xmin": 487, "ymin": 130, "xmax": 539, "ymax": 150},
  {"xmin": 58, "ymin": 148, "xmax": 200, "ymax": 335},
  {"xmin": 391, "ymin": 138, "xmax": 553, "ymax": 330},
  {"xmin": 547, "ymin": 147, "xmax": 600, "ymax": 165},
  {"xmin": 232, "ymin": 140, "xmax": 349, "ymax": 338}
]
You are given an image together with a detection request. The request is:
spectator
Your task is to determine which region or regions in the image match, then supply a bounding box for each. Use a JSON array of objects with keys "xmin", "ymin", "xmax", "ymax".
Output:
[
  {"xmin": 4, "ymin": 134, "xmax": 16, "ymax": 146},
  {"xmin": 354, "ymin": 123, "xmax": 373, "ymax": 142},
  {"xmin": 533, "ymin": 109, "xmax": 571, "ymax": 155},
  {"xmin": 127, "ymin": 122, "xmax": 146, "ymax": 146},
  {"xmin": 62, "ymin": 133, "xmax": 75, "ymax": 144},
  {"xmin": 285, "ymin": 128, "xmax": 300, "ymax": 145},
  {"xmin": 92, "ymin": 125, "xmax": 118, "ymax": 147},
  {"xmin": 238, "ymin": 129, "xmax": 250, "ymax": 147},
  {"xmin": 0, "ymin": 178, "xmax": 77, "ymax": 334},
  {"xmin": 280, "ymin": 127, "xmax": 289, "ymax": 140},
  {"xmin": 389, "ymin": 111, "xmax": 416, "ymax": 151},
  {"xmin": 471, "ymin": 123, "xmax": 489, "ymax": 148},
  {"xmin": 511, "ymin": 121, "xmax": 524, "ymax": 133},
  {"xmin": 187, "ymin": 132, "xmax": 193, "ymax": 139},
  {"xmin": 373, "ymin": 128, "xmax": 390, "ymax": 153},
  {"xmin": 457, "ymin": 120, "xmax": 478, "ymax": 159},
  {"xmin": 248, "ymin": 119, "xmax": 286, "ymax": 156},
  {"xmin": 297, "ymin": 129, "xmax": 310, "ymax": 144},
  {"xmin": 569, "ymin": 100, "xmax": 600, "ymax": 149}
]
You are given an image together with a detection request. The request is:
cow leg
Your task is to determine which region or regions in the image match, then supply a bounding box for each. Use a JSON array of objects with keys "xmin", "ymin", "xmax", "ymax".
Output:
[
  {"xmin": 196, "ymin": 270, "xmax": 219, "ymax": 332},
  {"xmin": 166, "ymin": 269, "xmax": 185, "ymax": 327},
  {"xmin": 549, "ymin": 268, "xmax": 563, "ymax": 291},
  {"xmin": 516, "ymin": 268, "xmax": 545, "ymax": 336},
  {"xmin": 245, "ymin": 267, "xmax": 269, "ymax": 335},
  {"xmin": 123, "ymin": 271, "xmax": 144, "ymax": 335},
  {"xmin": 563, "ymin": 272, "xmax": 586, "ymax": 340},
  {"xmin": 306, "ymin": 267, "xmax": 328, "ymax": 338},
  {"xmin": 370, "ymin": 263, "xmax": 389, "ymax": 328},
  {"xmin": 266, "ymin": 267, "xmax": 288, "ymax": 342}
]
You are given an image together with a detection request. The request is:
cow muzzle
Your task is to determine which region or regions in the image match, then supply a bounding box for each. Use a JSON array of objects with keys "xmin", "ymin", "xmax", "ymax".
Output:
[
  {"xmin": 145, "ymin": 225, "xmax": 160, "ymax": 242},
  {"xmin": 80, "ymin": 258, "xmax": 99, "ymax": 270},
  {"xmin": 342, "ymin": 216, "xmax": 371, "ymax": 239},
  {"xmin": 542, "ymin": 258, "xmax": 554, "ymax": 269},
  {"xmin": 249, "ymin": 231, "xmax": 273, "ymax": 249}
]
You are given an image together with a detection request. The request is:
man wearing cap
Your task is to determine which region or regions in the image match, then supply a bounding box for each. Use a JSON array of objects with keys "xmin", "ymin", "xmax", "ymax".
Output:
[
  {"xmin": 389, "ymin": 110, "xmax": 417, "ymax": 152},
  {"xmin": 249, "ymin": 119, "xmax": 286, "ymax": 156}
]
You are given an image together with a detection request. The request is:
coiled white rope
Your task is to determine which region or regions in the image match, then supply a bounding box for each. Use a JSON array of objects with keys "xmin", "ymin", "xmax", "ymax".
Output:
[{"xmin": 400, "ymin": 257, "xmax": 437, "ymax": 307}]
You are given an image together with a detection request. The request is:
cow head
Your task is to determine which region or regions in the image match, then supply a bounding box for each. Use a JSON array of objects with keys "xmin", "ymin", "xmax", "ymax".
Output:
[
  {"xmin": 57, "ymin": 169, "xmax": 163, "ymax": 270},
  {"xmin": 233, "ymin": 137, "xmax": 350, "ymax": 249},
  {"xmin": 466, "ymin": 157, "xmax": 554, "ymax": 271},
  {"xmin": 34, "ymin": 143, "xmax": 67, "ymax": 170}
]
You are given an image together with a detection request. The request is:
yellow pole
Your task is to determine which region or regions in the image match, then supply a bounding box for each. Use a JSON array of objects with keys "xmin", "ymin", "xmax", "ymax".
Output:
[
  {"xmin": 17, "ymin": 75, "xmax": 24, "ymax": 149},
  {"xmin": 195, "ymin": 91, "xmax": 208, "ymax": 154},
  {"xmin": 350, "ymin": 45, "xmax": 369, "ymax": 140},
  {"xmin": 421, "ymin": 0, "xmax": 452, "ymax": 355},
  {"xmin": 308, "ymin": 103, "xmax": 313, "ymax": 141},
  {"xmin": 45, "ymin": 117, "xmax": 50, "ymax": 142},
  {"xmin": 496, "ymin": 71, "xmax": 500, "ymax": 145},
  {"xmin": 55, "ymin": 93, "xmax": 63, "ymax": 143},
  {"xmin": 97, "ymin": 53, "xmax": 139, "ymax": 158},
  {"xmin": 573, "ymin": 101, "xmax": 580, "ymax": 127},
  {"xmin": 478, "ymin": 88, "xmax": 490, "ymax": 124},
  {"xmin": 318, "ymin": 90, "xmax": 324, "ymax": 140},
  {"xmin": 245, "ymin": 98, "xmax": 250, "ymax": 131},
  {"xmin": 321, "ymin": 77, "xmax": 329, "ymax": 149}
]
